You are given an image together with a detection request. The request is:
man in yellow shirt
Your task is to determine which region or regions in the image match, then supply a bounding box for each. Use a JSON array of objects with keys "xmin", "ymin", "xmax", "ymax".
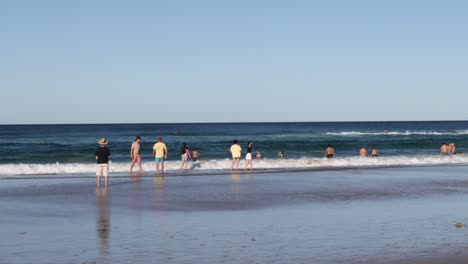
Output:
[
  {"xmin": 153, "ymin": 137, "xmax": 168, "ymax": 174},
  {"xmin": 230, "ymin": 140, "xmax": 242, "ymax": 171}
]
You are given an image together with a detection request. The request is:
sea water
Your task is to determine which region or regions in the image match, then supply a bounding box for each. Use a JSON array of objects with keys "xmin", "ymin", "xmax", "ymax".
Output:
[{"xmin": 0, "ymin": 121, "xmax": 467, "ymax": 176}]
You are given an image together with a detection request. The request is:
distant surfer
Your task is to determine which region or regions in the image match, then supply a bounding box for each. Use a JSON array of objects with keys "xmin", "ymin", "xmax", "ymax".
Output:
[
  {"xmin": 360, "ymin": 146, "xmax": 367, "ymax": 157},
  {"xmin": 440, "ymin": 143, "xmax": 449, "ymax": 155},
  {"xmin": 371, "ymin": 147, "xmax": 379, "ymax": 157},
  {"xmin": 130, "ymin": 136, "xmax": 143, "ymax": 173},
  {"xmin": 325, "ymin": 144, "xmax": 335, "ymax": 158}
]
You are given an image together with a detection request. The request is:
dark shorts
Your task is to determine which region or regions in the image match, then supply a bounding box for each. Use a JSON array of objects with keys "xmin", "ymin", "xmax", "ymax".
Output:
[{"xmin": 326, "ymin": 154, "xmax": 334, "ymax": 158}]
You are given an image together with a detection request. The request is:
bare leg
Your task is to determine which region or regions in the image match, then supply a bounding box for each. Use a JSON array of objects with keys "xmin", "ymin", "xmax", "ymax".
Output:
[
  {"xmin": 138, "ymin": 161, "xmax": 143, "ymax": 173},
  {"xmin": 130, "ymin": 161, "xmax": 135, "ymax": 173},
  {"xmin": 104, "ymin": 176, "xmax": 108, "ymax": 187},
  {"xmin": 235, "ymin": 158, "xmax": 240, "ymax": 170},
  {"xmin": 231, "ymin": 159, "xmax": 235, "ymax": 170},
  {"xmin": 161, "ymin": 162, "xmax": 165, "ymax": 174},
  {"xmin": 156, "ymin": 162, "xmax": 160, "ymax": 174},
  {"xmin": 97, "ymin": 175, "xmax": 100, "ymax": 187}
]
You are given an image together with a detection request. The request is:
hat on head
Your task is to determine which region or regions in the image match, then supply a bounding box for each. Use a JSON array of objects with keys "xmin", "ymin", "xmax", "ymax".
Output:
[
  {"xmin": 158, "ymin": 136, "xmax": 163, "ymax": 142},
  {"xmin": 98, "ymin": 138, "xmax": 108, "ymax": 145}
]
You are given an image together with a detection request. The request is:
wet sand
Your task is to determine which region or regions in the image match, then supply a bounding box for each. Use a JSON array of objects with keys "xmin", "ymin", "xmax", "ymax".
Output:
[{"xmin": 2, "ymin": 166, "xmax": 468, "ymax": 263}]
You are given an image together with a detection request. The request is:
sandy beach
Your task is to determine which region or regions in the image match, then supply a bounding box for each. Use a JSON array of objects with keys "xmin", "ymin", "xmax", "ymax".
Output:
[{"xmin": 2, "ymin": 166, "xmax": 468, "ymax": 263}]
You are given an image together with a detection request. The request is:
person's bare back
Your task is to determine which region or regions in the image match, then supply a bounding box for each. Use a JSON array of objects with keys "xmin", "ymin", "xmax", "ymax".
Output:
[
  {"xmin": 325, "ymin": 144, "xmax": 335, "ymax": 158},
  {"xmin": 441, "ymin": 143, "xmax": 449, "ymax": 154},
  {"xmin": 449, "ymin": 143, "xmax": 456, "ymax": 154},
  {"xmin": 360, "ymin": 147, "xmax": 367, "ymax": 157}
]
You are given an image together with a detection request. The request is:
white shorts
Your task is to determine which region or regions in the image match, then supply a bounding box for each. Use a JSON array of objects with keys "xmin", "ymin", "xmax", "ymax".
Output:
[
  {"xmin": 245, "ymin": 153, "xmax": 252, "ymax": 160},
  {"xmin": 96, "ymin": 164, "xmax": 109, "ymax": 177},
  {"xmin": 181, "ymin": 153, "xmax": 188, "ymax": 162}
]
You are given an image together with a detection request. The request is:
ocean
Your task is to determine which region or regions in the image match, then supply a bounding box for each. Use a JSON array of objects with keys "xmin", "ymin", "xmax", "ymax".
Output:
[{"xmin": 1, "ymin": 121, "xmax": 467, "ymax": 177}]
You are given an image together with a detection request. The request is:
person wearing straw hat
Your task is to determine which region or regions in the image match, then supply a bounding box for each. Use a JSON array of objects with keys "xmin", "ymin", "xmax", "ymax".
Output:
[{"xmin": 96, "ymin": 138, "xmax": 110, "ymax": 187}]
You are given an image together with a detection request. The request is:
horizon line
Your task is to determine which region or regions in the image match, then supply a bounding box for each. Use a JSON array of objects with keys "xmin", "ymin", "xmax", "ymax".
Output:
[{"xmin": 1, "ymin": 120, "xmax": 467, "ymax": 126}]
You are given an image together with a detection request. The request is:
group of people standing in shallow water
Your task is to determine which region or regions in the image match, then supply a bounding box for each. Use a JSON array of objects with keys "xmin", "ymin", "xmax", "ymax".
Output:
[
  {"xmin": 325, "ymin": 144, "xmax": 378, "ymax": 158},
  {"xmin": 94, "ymin": 136, "xmax": 460, "ymax": 187},
  {"xmin": 441, "ymin": 142, "xmax": 457, "ymax": 155}
]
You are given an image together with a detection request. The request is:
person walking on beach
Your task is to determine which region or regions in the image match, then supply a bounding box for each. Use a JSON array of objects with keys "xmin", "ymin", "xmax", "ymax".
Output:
[
  {"xmin": 371, "ymin": 147, "xmax": 379, "ymax": 157},
  {"xmin": 96, "ymin": 138, "xmax": 110, "ymax": 187},
  {"xmin": 153, "ymin": 137, "xmax": 168, "ymax": 174},
  {"xmin": 180, "ymin": 143, "xmax": 192, "ymax": 170},
  {"xmin": 360, "ymin": 146, "xmax": 367, "ymax": 157},
  {"xmin": 230, "ymin": 140, "xmax": 242, "ymax": 171},
  {"xmin": 245, "ymin": 142, "xmax": 253, "ymax": 171},
  {"xmin": 130, "ymin": 136, "xmax": 143, "ymax": 173},
  {"xmin": 441, "ymin": 143, "xmax": 449, "ymax": 155},
  {"xmin": 325, "ymin": 144, "xmax": 335, "ymax": 158}
]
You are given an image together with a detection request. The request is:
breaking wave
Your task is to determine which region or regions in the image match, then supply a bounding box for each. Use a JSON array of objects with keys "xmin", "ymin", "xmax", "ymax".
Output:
[
  {"xmin": 325, "ymin": 130, "xmax": 468, "ymax": 136},
  {"xmin": 0, "ymin": 154, "xmax": 467, "ymax": 177}
]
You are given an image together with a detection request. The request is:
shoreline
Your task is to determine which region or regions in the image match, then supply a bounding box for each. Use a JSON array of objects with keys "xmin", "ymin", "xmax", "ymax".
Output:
[
  {"xmin": 1, "ymin": 162, "xmax": 467, "ymax": 180},
  {"xmin": 3, "ymin": 166, "xmax": 468, "ymax": 263}
]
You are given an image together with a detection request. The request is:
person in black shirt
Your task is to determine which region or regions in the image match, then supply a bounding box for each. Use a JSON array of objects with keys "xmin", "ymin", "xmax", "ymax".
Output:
[
  {"xmin": 245, "ymin": 142, "xmax": 253, "ymax": 171},
  {"xmin": 96, "ymin": 138, "xmax": 110, "ymax": 187}
]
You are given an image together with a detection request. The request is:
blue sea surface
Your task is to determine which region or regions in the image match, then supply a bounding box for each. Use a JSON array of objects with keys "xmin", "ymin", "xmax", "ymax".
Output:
[{"xmin": 0, "ymin": 121, "xmax": 467, "ymax": 176}]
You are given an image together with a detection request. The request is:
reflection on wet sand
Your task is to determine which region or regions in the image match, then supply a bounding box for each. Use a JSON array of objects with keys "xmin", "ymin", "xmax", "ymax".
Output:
[
  {"xmin": 231, "ymin": 172, "xmax": 241, "ymax": 197},
  {"xmin": 154, "ymin": 175, "xmax": 166, "ymax": 191},
  {"xmin": 131, "ymin": 172, "xmax": 143, "ymax": 183},
  {"xmin": 131, "ymin": 172, "xmax": 143, "ymax": 221},
  {"xmin": 153, "ymin": 176, "xmax": 167, "ymax": 219},
  {"xmin": 96, "ymin": 188, "xmax": 110, "ymax": 256}
]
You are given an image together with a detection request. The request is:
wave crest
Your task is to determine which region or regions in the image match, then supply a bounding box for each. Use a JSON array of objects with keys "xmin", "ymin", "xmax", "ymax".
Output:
[
  {"xmin": 0, "ymin": 155, "xmax": 467, "ymax": 176},
  {"xmin": 325, "ymin": 130, "xmax": 468, "ymax": 136}
]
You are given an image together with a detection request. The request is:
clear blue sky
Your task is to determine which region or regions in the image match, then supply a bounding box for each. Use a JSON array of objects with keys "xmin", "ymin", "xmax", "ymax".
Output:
[{"xmin": 1, "ymin": 0, "xmax": 467, "ymax": 124}]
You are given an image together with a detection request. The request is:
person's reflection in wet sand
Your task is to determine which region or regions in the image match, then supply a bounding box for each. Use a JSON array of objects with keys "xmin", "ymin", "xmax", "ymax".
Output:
[
  {"xmin": 154, "ymin": 175, "xmax": 166, "ymax": 191},
  {"xmin": 131, "ymin": 172, "xmax": 143, "ymax": 222},
  {"xmin": 153, "ymin": 175, "xmax": 167, "ymax": 220},
  {"xmin": 96, "ymin": 188, "xmax": 110, "ymax": 257},
  {"xmin": 231, "ymin": 172, "xmax": 241, "ymax": 198},
  {"xmin": 131, "ymin": 171, "xmax": 143, "ymax": 183}
]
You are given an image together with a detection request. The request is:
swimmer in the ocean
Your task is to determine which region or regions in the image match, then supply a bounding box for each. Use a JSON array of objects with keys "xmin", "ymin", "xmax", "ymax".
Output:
[
  {"xmin": 448, "ymin": 143, "xmax": 457, "ymax": 154},
  {"xmin": 440, "ymin": 143, "xmax": 449, "ymax": 155},
  {"xmin": 278, "ymin": 150, "xmax": 284, "ymax": 158},
  {"xmin": 360, "ymin": 146, "xmax": 367, "ymax": 157},
  {"xmin": 325, "ymin": 144, "xmax": 335, "ymax": 158},
  {"xmin": 371, "ymin": 147, "xmax": 378, "ymax": 157}
]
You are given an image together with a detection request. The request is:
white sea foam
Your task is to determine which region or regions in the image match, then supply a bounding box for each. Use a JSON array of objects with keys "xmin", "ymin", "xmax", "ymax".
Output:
[
  {"xmin": 0, "ymin": 155, "xmax": 467, "ymax": 177},
  {"xmin": 325, "ymin": 130, "xmax": 468, "ymax": 136}
]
